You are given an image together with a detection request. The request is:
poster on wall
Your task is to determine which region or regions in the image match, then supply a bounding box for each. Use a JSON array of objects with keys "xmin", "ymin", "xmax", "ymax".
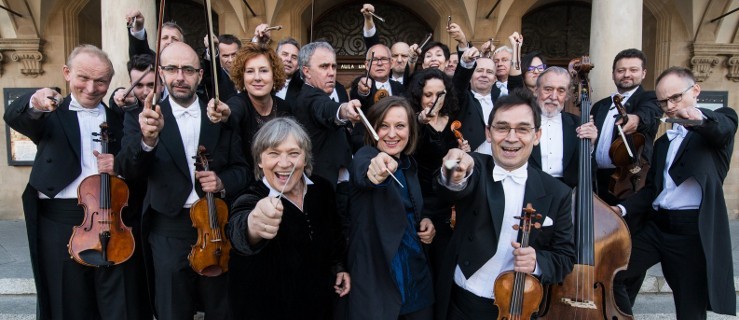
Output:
[{"xmin": 4, "ymin": 88, "xmax": 40, "ymax": 166}]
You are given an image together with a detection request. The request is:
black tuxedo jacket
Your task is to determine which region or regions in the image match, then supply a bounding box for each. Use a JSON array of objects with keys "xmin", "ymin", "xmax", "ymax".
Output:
[
  {"xmin": 128, "ymin": 30, "xmax": 155, "ymax": 58},
  {"xmin": 591, "ymin": 86, "xmax": 661, "ymax": 165},
  {"xmin": 622, "ymin": 107, "xmax": 737, "ymax": 315},
  {"xmin": 452, "ymin": 62, "xmax": 524, "ymax": 150},
  {"xmin": 529, "ymin": 112, "xmax": 581, "ymax": 188},
  {"xmin": 117, "ymin": 98, "xmax": 248, "ymax": 217},
  {"xmin": 284, "ymin": 72, "xmax": 305, "ymax": 106},
  {"xmin": 433, "ymin": 154, "xmax": 575, "ymax": 319},
  {"xmin": 201, "ymin": 54, "xmax": 238, "ymax": 102},
  {"xmin": 349, "ymin": 76, "xmax": 406, "ymax": 111},
  {"xmin": 4, "ymin": 93, "xmax": 125, "ymax": 317},
  {"xmin": 292, "ymin": 83, "xmax": 352, "ymax": 187}
]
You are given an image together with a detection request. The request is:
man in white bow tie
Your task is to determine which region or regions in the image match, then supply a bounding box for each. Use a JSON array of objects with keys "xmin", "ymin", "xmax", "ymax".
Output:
[
  {"xmin": 611, "ymin": 67, "xmax": 737, "ymax": 319},
  {"xmin": 4, "ymin": 44, "xmax": 150, "ymax": 319},
  {"xmin": 433, "ymin": 89, "xmax": 575, "ymax": 319}
]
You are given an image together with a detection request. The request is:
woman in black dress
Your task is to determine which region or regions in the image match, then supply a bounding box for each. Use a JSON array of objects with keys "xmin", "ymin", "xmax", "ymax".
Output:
[{"xmin": 227, "ymin": 117, "xmax": 350, "ymax": 319}]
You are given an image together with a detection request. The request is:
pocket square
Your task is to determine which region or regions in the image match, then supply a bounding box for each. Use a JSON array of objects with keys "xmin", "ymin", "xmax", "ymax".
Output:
[{"xmin": 542, "ymin": 216, "xmax": 554, "ymax": 227}]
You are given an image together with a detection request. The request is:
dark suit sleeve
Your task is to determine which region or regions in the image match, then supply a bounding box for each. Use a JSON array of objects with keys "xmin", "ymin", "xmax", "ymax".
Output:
[
  {"xmin": 3, "ymin": 92, "xmax": 49, "ymax": 143},
  {"xmin": 364, "ymin": 32, "xmax": 380, "ymax": 49},
  {"xmin": 632, "ymin": 91, "xmax": 661, "ymax": 137},
  {"xmin": 432, "ymin": 154, "xmax": 481, "ymax": 201},
  {"xmin": 218, "ymin": 127, "xmax": 249, "ymax": 200},
  {"xmin": 306, "ymin": 90, "xmax": 344, "ymax": 129},
  {"xmin": 507, "ymin": 75, "xmax": 524, "ymax": 92},
  {"xmin": 128, "ymin": 30, "xmax": 155, "ymax": 58},
  {"xmin": 227, "ymin": 189, "xmax": 268, "ymax": 255},
  {"xmin": 349, "ymin": 76, "xmax": 374, "ymax": 110},
  {"xmin": 452, "ymin": 61, "xmax": 474, "ymax": 107},
  {"xmin": 534, "ymin": 184, "xmax": 575, "ymax": 284},
  {"xmin": 350, "ymin": 146, "xmax": 389, "ymax": 191},
  {"xmin": 115, "ymin": 107, "xmax": 155, "ymax": 181},
  {"xmin": 693, "ymin": 107, "xmax": 739, "ymax": 148}
]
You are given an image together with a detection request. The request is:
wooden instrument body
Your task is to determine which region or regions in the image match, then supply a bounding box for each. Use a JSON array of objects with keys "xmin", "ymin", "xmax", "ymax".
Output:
[
  {"xmin": 607, "ymin": 95, "xmax": 650, "ymax": 200},
  {"xmin": 494, "ymin": 272, "xmax": 543, "ymax": 320},
  {"xmin": 70, "ymin": 174, "xmax": 135, "ymax": 266},
  {"xmin": 188, "ymin": 196, "xmax": 231, "ymax": 277}
]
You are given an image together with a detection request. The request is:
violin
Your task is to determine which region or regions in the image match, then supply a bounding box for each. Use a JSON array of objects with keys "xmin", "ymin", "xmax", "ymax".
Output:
[
  {"xmin": 448, "ymin": 120, "xmax": 466, "ymax": 230},
  {"xmin": 69, "ymin": 123, "xmax": 135, "ymax": 267},
  {"xmin": 493, "ymin": 203, "xmax": 544, "ymax": 320},
  {"xmin": 607, "ymin": 95, "xmax": 650, "ymax": 200},
  {"xmin": 538, "ymin": 57, "xmax": 632, "ymax": 320},
  {"xmin": 188, "ymin": 146, "xmax": 231, "ymax": 277}
]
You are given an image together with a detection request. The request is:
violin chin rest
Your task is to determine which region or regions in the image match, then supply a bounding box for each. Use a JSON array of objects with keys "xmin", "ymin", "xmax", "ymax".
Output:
[{"xmin": 79, "ymin": 249, "xmax": 113, "ymax": 267}]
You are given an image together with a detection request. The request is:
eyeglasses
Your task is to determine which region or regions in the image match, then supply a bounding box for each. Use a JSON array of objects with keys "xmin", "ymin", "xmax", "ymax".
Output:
[
  {"xmin": 160, "ymin": 65, "xmax": 201, "ymax": 76},
  {"xmin": 490, "ymin": 124, "xmax": 536, "ymax": 136},
  {"xmin": 657, "ymin": 84, "xmax": 694, "ymax": 108},
  {"xmin": 368, "ymin": 57, "xmax": 391, "ymax": 65},
  {"xmin": 527, "ymin": 64, "xmax": 546, "ymax": 73}
]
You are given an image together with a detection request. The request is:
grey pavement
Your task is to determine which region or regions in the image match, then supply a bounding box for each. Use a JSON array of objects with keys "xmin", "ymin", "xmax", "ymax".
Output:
[{"xmin": 0, "ymin": 219, "xmax": 737, "ymax": 319}]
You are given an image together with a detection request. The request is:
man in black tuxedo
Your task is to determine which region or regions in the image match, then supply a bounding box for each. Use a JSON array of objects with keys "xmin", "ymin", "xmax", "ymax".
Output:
[
  {"xmin": 612, "ymin": 67, "xmax": 737, "ymax": 319},
  {"xmin": 117, "ymin": 41, "xmax": 247, "ymax": 320},
  {"xmin": 251, "ymin": 25, "xmax": 304, "ymax": 104},
  {"xmin": 360, "ymin": 3, "xmax": 412, "ymax": 86},
  {"xmin": 591, "ymin": 48, "xmax": 662, "ymax": 206},
  {"xmin": 3, "ymin": 45, "xmax": 148, "ymax": 319},
  {"xmin": 527, "ymin": 66, "xmax": 598, "ymax": 188},
  {"xmin": 125, "ymin": 9, "xmax": 183, "ymax": 58},
  {"xmin": 434, "ymin": 89, "xmax": 575, "ymax": 319},
  {"xmin": 200, "ymin": 34, "xmax": 241, "ymax": 102},
  {"xmin": 110, "ymin": 53, "xmax": 157, "ymax": 115}
]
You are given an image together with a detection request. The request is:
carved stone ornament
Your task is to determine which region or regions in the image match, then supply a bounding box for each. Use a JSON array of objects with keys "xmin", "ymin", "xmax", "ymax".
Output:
[
  {"xmin": 11, "ymin": 51, "xmax": 44, "ymax": 77},
  {"xmin": 689, "ymin": 56, "xmax": 719, "ymax": 82},
  {"xmin": 727, "ymin": 56, "xmax": 739, "ymax": 82}
]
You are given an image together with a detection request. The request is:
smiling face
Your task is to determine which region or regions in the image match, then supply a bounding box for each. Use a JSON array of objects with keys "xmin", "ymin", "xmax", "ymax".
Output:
[
  {"xmin": 64, "ymin": 52, "xmax": 113, "ymax": 108},
  {"xmin": 470, "ymin": 58, "xmax": 495, "ymax": 95},
  {"xmin": 486, "ymin": 104, "xmax": 541, "ymax": 171},
  {"xmin": 242, "ymin": 54, "xmax": 274, "ymax": 99},
  {"xmin": 612, "ymin": 57, "xmax": 646, "ymax": 93},
  {"xmin": 376, "ymin": 106, "xmax": 410, "ymax": 157},
  {"xmin": 524, "ymin": 57, "xmax": 544, "ymax": 89},
  {"xmin": 258, "ymin": 133, "xmax": 306, "ymax": 195},
  {"xmin": 422, "ymin": 46, "xmax": 447, "ymax": 70},
  {"xmin": 534, "ymin": 71, "xmax": 569, "ymax": 118}
]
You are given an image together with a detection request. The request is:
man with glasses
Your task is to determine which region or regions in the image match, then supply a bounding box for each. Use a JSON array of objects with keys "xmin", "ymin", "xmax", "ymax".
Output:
[
  {"xmin": 591, "ymin": 49, "xmax": 662, "ymax": 207},
  {"xmin": 528, "ymin": 66, "xmax": 598, "ymax": 188},
  {"xmin": 434, "ymin": 88, "xmax": 575, "ymax": 319},
  {"xmin": 352, "ymin": 44, "xmax": 406, "ymax": 107},
  {"xmin": 117, "ymin": 41, "xmax": 247, "ymax": 320},
  {"xmin": 611, "ymin": 67, "xmax": 737, "ymax": 319}
]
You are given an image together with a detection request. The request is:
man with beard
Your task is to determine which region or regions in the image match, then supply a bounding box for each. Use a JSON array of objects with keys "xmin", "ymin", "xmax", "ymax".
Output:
[
  {"xmin": 528, "ymin": 67, "xmax": 598, "ymax": 188},
  {"xmin": 116, "ymin": 41, "xmax": 247, "ymax": 320},
  {"xmin": 591, "ymin": 48, "xmax": 662, "ymax": 206}
]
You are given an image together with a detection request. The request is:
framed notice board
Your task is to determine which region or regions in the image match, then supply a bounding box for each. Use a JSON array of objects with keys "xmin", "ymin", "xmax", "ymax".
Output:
[
  {"xmin": 4, "ymin": 88, "xmax": 40, "ymax": 166},
  {"xmin": 697, "ymin": 91, "xmax": 728, "ymax": 111}
]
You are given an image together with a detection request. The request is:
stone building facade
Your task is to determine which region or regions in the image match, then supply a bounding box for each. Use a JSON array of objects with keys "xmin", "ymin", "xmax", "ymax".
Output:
[{"xmin": 0, "ymin": 0, "xmax": 737, "ymax": 219}]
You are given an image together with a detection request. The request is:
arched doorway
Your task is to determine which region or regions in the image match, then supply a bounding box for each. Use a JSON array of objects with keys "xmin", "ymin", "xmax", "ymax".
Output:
[
  {"xmin": 521, "ymin": 1, "xmax": 591, "ymax": 67},
  {"xmin": 311, "ymin": 1, "xmax": 432, "ymax": 87}
]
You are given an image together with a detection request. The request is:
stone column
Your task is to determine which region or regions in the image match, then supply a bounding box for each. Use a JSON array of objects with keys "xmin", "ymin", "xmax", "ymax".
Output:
[
  {"xmin": 588, "ymin": 0, "xmax": 642, "ymax": 102},
  {"xmin": 101, "ymin": 0, "xmax": 156, "ymax": 103}
]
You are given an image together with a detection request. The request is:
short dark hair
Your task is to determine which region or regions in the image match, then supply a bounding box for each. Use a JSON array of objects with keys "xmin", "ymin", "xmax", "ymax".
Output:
[
  {"xmin": 162, "ymin": 21, "xmax": 185, "ymax": 41},
  {"xmin": 127, "ymin": 54, "xmax": 154, "ymax": 75},
  {"xmin": 407, "ymin": 68, "xmax": 459, "ymax": 117},
  {"xmin": 218, "ymin": 34, "xmax": 242, "ymax": 49},
  {"xmin": 277, "ymin": 37, "xmax": 300, "ymax": 53},
  {"xmin": 364, "ymin": 96, "xmax": 419, "ymax": 155},
  {"xmin": 521, "ymin": 51, "xmax": 546, "ymax": 74},
  {"xmin": 420, "ymin": 41, "xmax": 451, "ymax": 61},
  {"xmin": 489, "ymin": 88, "xmax": 541, "ymax": 129},
  {"xmin": 655, "ymin": 66, "xmax": 695, "ymax": 87},
  {"xmin": 612, "ymin": 48, "xmax": 647, "ymax": 71}
]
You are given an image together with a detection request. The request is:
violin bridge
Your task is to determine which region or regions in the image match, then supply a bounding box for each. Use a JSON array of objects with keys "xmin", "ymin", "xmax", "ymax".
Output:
[{"xmin": 560, "ymin": 298, "xmax": 597, "ymax": 309}]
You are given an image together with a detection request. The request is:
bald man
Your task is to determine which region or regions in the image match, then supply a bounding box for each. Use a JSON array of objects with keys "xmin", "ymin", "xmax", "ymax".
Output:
[{"xmin": 117, "ymin": 41, "xmax": 247, "ymax": 320}]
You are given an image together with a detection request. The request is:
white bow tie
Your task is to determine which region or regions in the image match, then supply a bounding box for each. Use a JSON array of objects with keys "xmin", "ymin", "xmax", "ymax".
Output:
[
  {"xmin": 473, "ymin": 92, "xmax": 491, "ymax": 102},
  {"xmin": 69, "ymin": 102, "xmax": 100, "ymax": 116},
  {"xmin": 666, "ymin": 125, "xmax": 688, "ymax": 141},
  {"xmin": 376, "ymin": 81, "xmax": 388, "ymax": 90},
  {"xmin": 172, "ymin": 106, "xmax": 198, "ymax": 119},
  {"xmin": 496, "ymin": 81, "xmax": 507, "ymax": 89},
  {"xmin": 493, "ymin": 165, "xmax": 527, "ymax": 184}
]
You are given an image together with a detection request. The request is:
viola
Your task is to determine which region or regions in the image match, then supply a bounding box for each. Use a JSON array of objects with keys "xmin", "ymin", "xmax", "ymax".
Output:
[
  {"xmin": 493, "ymin": 203, "xmax": 544, "ymax": 320},
  {"xmin": 608, "ymin": 94, "xmax": 650, "ymax": 200},
  {"xmin": 538, "ymin": 57, "xmax": 632, "ymax": 320},
  {"xmin": 188, "ymin": 146, "xmax": 231, "ymax": 277},
  {"xmin": 69, "ymin": 122, "xmax": 135, "ymax": 267}
]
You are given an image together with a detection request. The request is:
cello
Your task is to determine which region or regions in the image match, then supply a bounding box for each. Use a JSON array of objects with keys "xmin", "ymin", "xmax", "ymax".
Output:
[
  {"xmin": 188, "ymin": 146, "xmax": 231, "ymax": 277},
  {"xmin": 493, "ymin": 203, "xmax": 544, "ymax": 320},
  {"xmin": 538, "ymin": 57, "xmax": 632, "ymax": 320},
  {"xmin": 608, "ymin": 94, "xmax": 650, "ymax": 200},
  {"xmin": 69, "ymin": 122, "xmax": 135, "ymax": 266}
]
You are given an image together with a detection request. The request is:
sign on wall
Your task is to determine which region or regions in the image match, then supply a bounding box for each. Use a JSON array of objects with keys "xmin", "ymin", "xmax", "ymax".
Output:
[{"xmin": 4, "ymin": 88, "xmax": 40, "ymax": 166}]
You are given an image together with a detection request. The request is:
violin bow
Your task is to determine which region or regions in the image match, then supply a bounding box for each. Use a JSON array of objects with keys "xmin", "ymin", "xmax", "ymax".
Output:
[
  {"xmin": 612, "ymin": 94, "xmax": 635, "ymax": 158},
  {"xmin": 204, "ymin": 0, "xmax": 220, "ymax": 104},
  {"xmin": 151, "ymin": 0, "xmax": 167, "ymax": 106},
  {"xmin": 121, "ymin": 65, "xmax": 153, "ymax": 99},
  {"xmin": 364, "ymin": 51, "xmax": 374, "ymax": 87}
]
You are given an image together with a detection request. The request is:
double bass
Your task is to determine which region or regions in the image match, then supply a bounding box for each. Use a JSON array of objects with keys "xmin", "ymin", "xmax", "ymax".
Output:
[
  {"xmin": 608, "ymin": 94, "xmax": 650, "ymax": 199},
  {"xmin": 188, "ymin": 146, "xmax": 231, "ymax": 277},
  {"xmin": 69, "ymin": 123, "xmax": 135, "ymax": 266},
  {"xmin": 493, "ymin": 203, "xmax": 544, "ymax": 320},
  {"xmin": 538, "ymin": 57, "xmax": 632, "ymax": 320}
]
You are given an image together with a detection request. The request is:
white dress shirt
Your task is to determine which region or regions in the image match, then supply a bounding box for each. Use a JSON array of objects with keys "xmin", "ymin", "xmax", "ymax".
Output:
[
  {"xmin": 651, "ymin": 124, "xmax": 702, "ymax": 210},
  {"xmin": 595, "ymin": 87, "xmax": 638, "ymax": 168},
  {"xmin": 276, "ymin": 78, "xmax": 291, "ymax": 100},
  {"xmin": 496, "ymin": 81, "xmax": 509, "ymax": 96},
  {"xmin": 375, "ymin": 80, "xmax": 393, "ymax": 96},
  {"xmin": 39, "ymin": 96, "xmax": 106, "ymax": 199},
  {"xmin": 540, "ymin": 114, "xmax": 564, "ymax": 178},
  {"xmin": 171, "ymin": 97, "xmax": 202, "ymax": 208},
  {"xmin": 454, "ymin": 163, "xmax": 540, "ymax": 299}
]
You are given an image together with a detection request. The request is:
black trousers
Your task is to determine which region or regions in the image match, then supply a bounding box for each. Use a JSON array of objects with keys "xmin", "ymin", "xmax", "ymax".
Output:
[
  {"xmin": 447, "ymin": 285, "xmax": 499, "ymax": 320},
  {"xmin": 37, "ymin": 199, "xmax": 147, "ymax": 320},
  {"xmin": 148, "ymin": 210, "xmax": 229, "ymax": 320},
  {"xmin": 614, "ymin": 209, "xmax": 707, "ymax": 320}
]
